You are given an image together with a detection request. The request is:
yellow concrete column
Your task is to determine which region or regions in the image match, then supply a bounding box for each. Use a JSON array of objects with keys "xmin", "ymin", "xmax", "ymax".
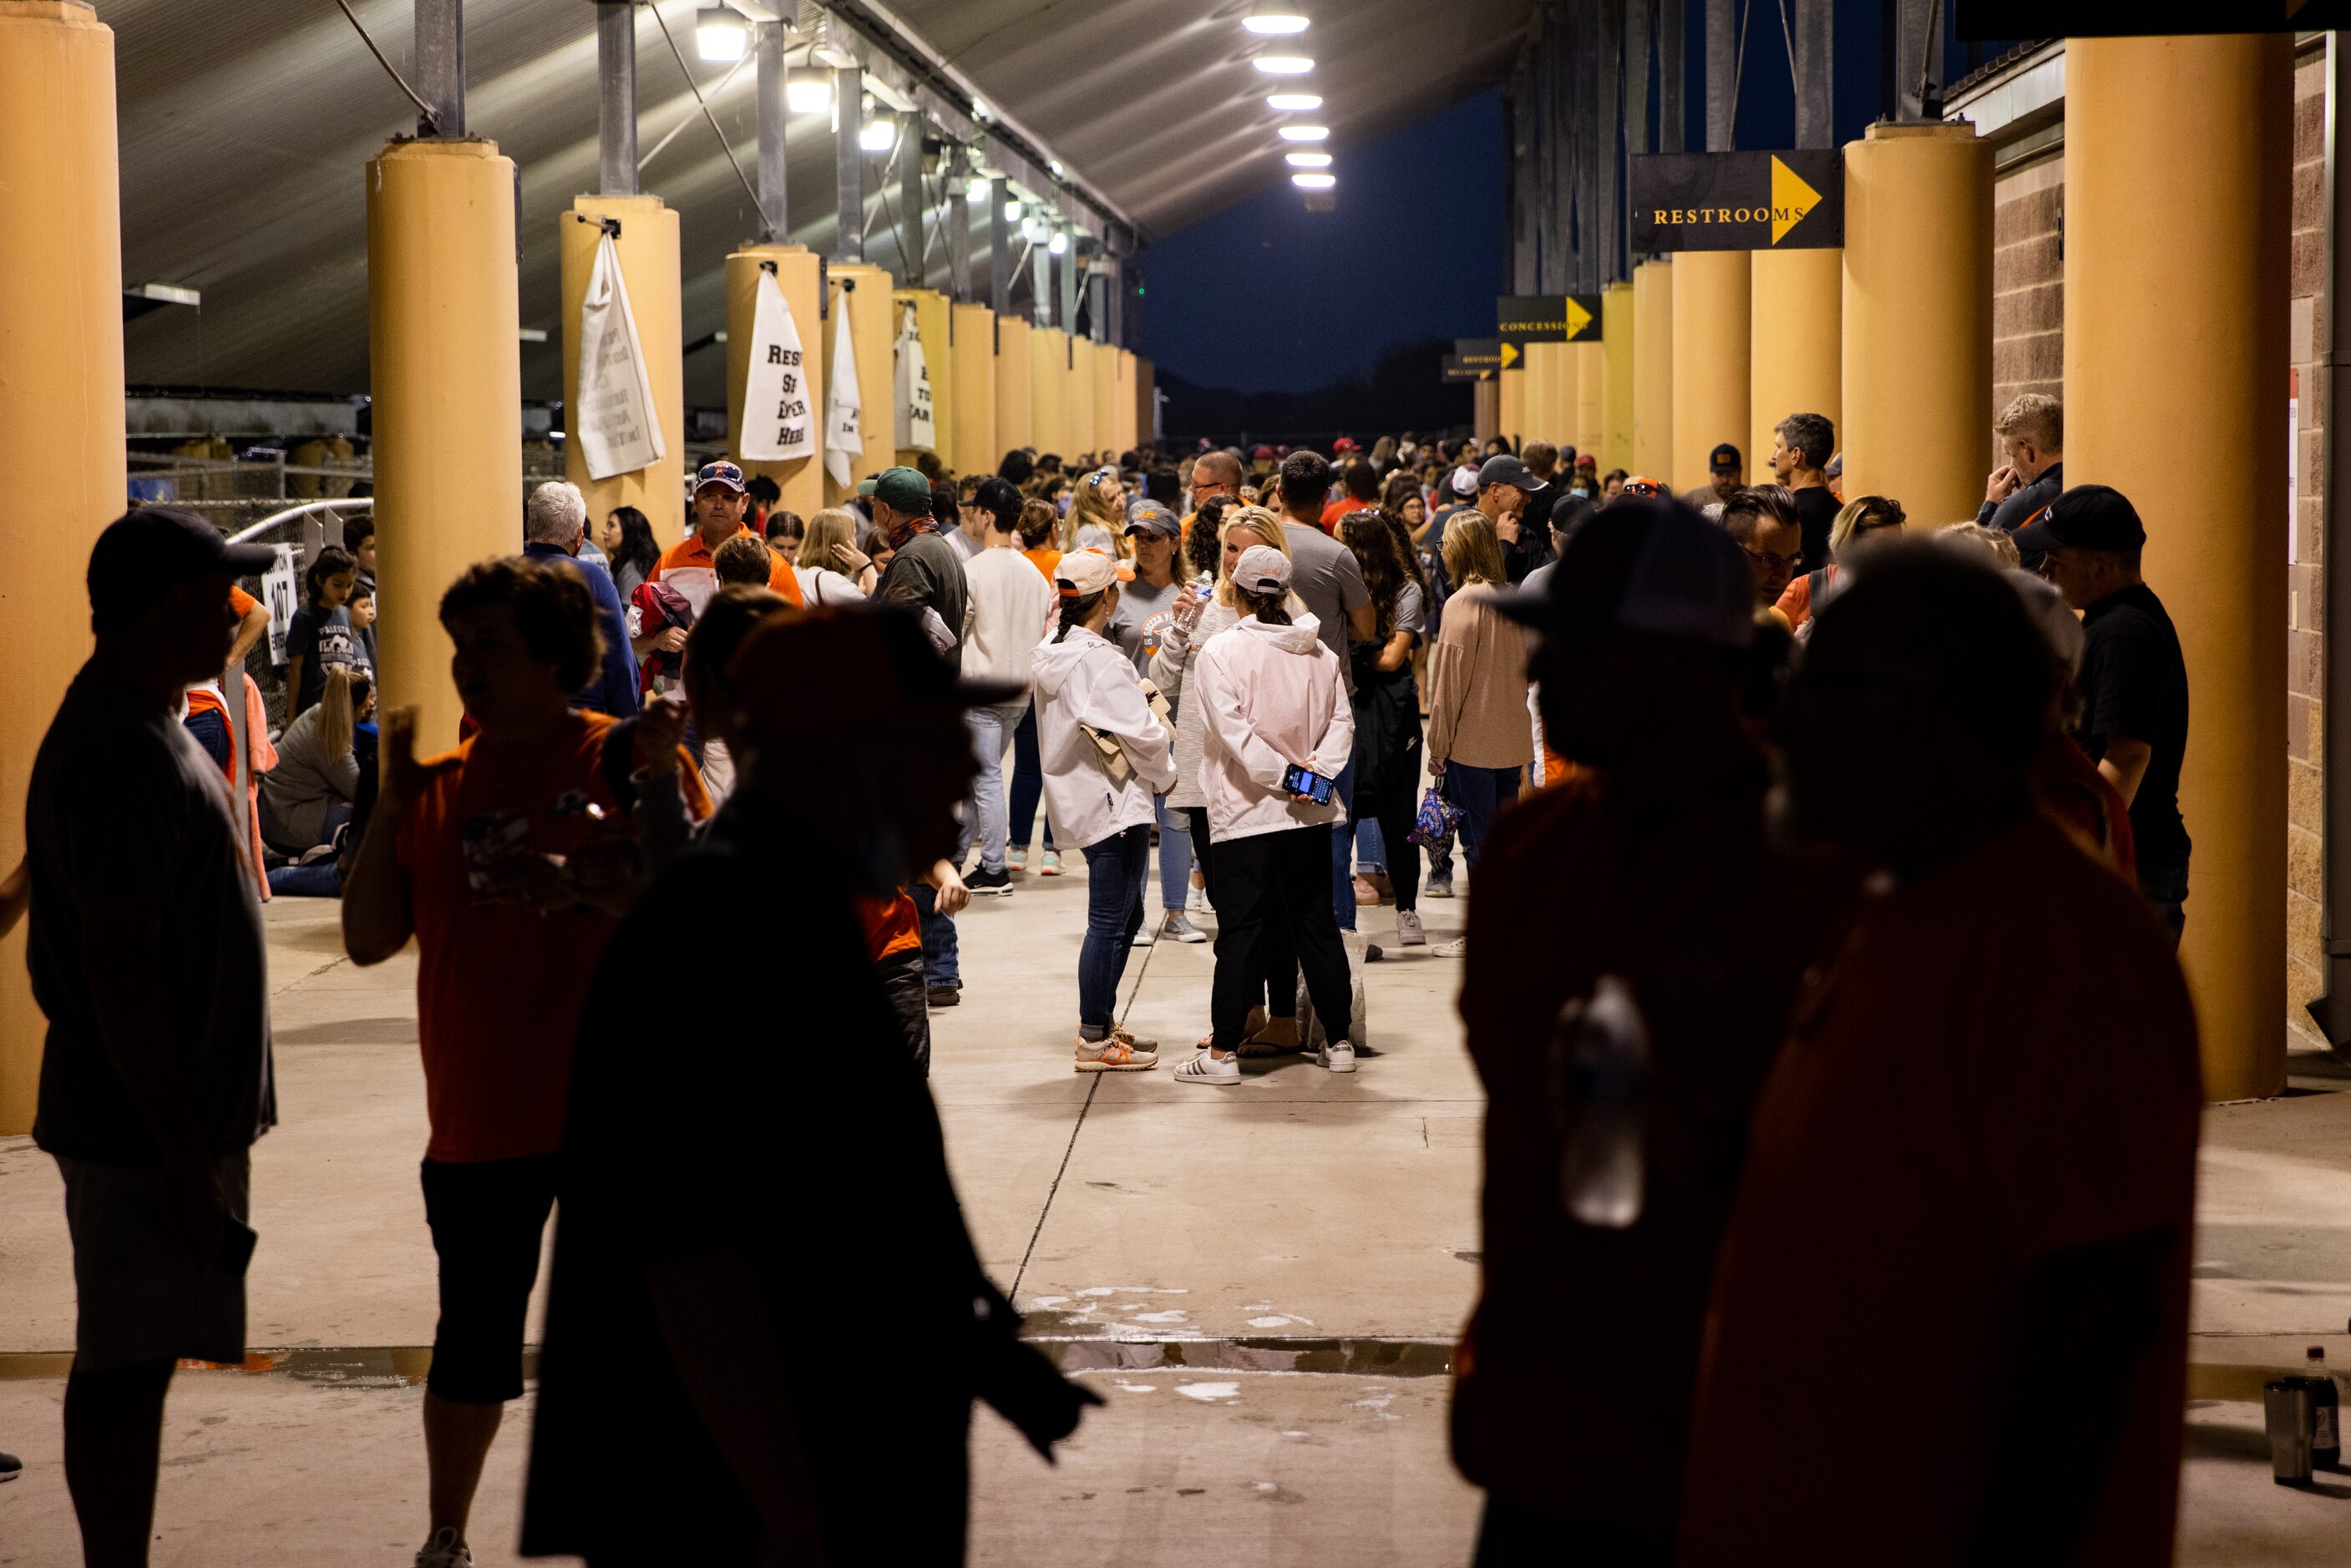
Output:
[
  {"xmin": 1473, "ymin": 377, "xmax": 1500, "ymax": 446},
  {"xmin": 1574, "ymin": 341, "xmax": 1604, "ymax": 463},
  {"xmin": 372, "ymin": 141, "xmax": 523, "ymax": 755},
  {"xmin": 892, "ymin": 286, "xmax": 952, "ymax": 468},
  {"xmin": 2066, "ymin": 33, "xmax": 2292, "ymax": 1102},
  {"xmin": 1092, "ymin": 341, "xmax": 1120, "ymax": 456},
  {"xmin": 1112, "ymin": 348, "xmax": 1138, "ymax": 453},
  {"xmin": 1133, "ymin": 354, "xmax": 1156, "ymax": 445},
  {"xmin": 1522, "ymin": 343, "xmax": 1558, "ymax": 448},
  {"xmin": 823, "ymin": 263, "xmax": 894, "ymax": 507},
  {"xmin": 1840, "ymin": 122, "xmax": 1989, "ymax": 526},
  {"xmin": 950, "ymin": 302, "xmax": 997, "ymax": 478},
  {"xmin": 1031, "ymin": 326, "xmax": 1071, "ymax": 458},
  {"xmin": 725, "ymin": 244, "xmax": 824, "ymax": 521},
  {"xmin": 1671, "ymin": 252, "xmax": 1750, "ymax": 492},
  {"xmin": 0, "ymin": 0, "xmax": 124, "ymax": 1133},
  {"xmin": 1602, "ymin": 282, "xmax": 1635, "ymax": 473},
  {"xmin": 561, "ymin": 195, "xmax": 681, "ymax": 540},
  {"xmin": 1634, "ymin": 260, "xmax": 1674, "ymax": 479},
  {"xmin": 1750, "ymin": 247, "xmax": 1842, "ymax": 479},
  {"xmin": 1067, "ymin": 337, "xmax": 1098, "ymax": 460},
  {"xmin": 996, "ymin": 316, "xmax": 1033, "ymax": 453},
  {"xmin": 1499, "ymin": 367, "xmax": 1526, "ymax": 447}
]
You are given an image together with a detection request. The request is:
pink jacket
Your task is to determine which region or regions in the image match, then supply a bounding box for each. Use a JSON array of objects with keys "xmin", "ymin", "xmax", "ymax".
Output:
[{"xmin": 1191, "ymin": 611, "xmax": 1354, "ymax": 843}]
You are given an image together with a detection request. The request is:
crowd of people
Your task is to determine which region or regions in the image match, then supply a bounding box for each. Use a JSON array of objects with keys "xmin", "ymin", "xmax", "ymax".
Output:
[{"xmin": 15, "ymin": 382, "xmax": 2206, "ymax": 1565}]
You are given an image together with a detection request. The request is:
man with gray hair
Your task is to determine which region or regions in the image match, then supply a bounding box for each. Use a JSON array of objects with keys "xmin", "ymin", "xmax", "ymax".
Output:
[
  {"xmin": 1979, "ymin": 392, "xmax": 2065, "ymax": 537},
  {"xmin": 522, "ymin": 480, "xmax": 639, "ymax": 716}
]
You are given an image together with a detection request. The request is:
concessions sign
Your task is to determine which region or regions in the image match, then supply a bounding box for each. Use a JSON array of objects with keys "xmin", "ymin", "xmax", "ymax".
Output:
[
  {"xmin": 1629, "ymin": 151, "xmax": 1842, "ymax": 253},
  {"xmin": 1497, "ymin": 295, "xmax": 1603, "ymax": 358}
]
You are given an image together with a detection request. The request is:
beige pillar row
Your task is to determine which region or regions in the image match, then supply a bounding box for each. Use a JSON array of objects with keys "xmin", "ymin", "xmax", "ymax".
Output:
[
  {"xmin": 725, "ymin": 244, "xmax": 824, "ymax": 521},
  {"xmin": 1839, "ymin": 122, "xmax": 1990, "ymax": 528},
  {"xmin": 1672, "ymin": 252, "xmax": 1750, "ymax": 493},
  {"xmin": 2065, "ymin": 33, "xmax": 2293, "ymax": 1103},
  {"xmin": 0, "ymin": 0, "xmax": 126, "ymax": 1132},
  {"xmin": 1602, "ymin": 281, "xmax": 1635, "ymax": 473},
  {"xmin": 996, "ymin": 316, "xmax": 1033, "ymax": 454},
  {"xmin": 1030, "ymin": 326, "xmax": 1071, "ymax": 459},
  {"xmin": 561, "ymin": 195, "xmax": 681, "ymax": 540},
  {"xmin": 1067, "ymin": 336, "xmax": 1098, "ymax": 460},
  {"xmin": 1750, "ymin": 247, "xmax": 1842, "ymax": 481},
  {"xmin": 893, "ymin": 286, "xmax": 953, "ymax": 470},
  {"xmin": 1573, "ymin": 341, "xmax": 1604, "ymax": 463},
  {"xmin": 1499, "ymin": 367, "xmax": 1526, "ymax": 448},
  {"xmin": 1523, "ymin": 343, "xmax": 1561, "ymax": 449},
  {"xmin": 1633, "ymin": 259, "xmax": 1674, "ymax": 480},
  {"xmin": 823, "ymin": 263, "xmax": 894, "ymax": 507}
]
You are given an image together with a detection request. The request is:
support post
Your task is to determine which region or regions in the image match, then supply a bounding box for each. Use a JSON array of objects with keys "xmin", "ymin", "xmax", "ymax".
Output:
[
  {"xmin": 1657, "ymin": 0, "xmax": 1684, "ymax": 154},
  {"xmin": 1598, "ymin": 0, "xmax": 1621, "ymax": 286},
  {"xmin": 415, "ymin": 0, "xmax": 464, "ymax": 138},
  {"xmin": 945, "ymin": 146, "xmax": 974, "ymax": 303},
  {"xmin": 1704, "ymin": 0, "xmax": 1734, "ymax": 152},
  {"xmin": 563, "ymin": 196, "xmax": 684, "ymax": 539},
  {"xmin": 989, "ymin": 175, "xmax": 1011, "ymax": 315},
  {"xmin": 2314, "ymin": 35, "xmax": 2351, "ymax": 1065},
  {"xmin": 0, "ymin": 0, "xmax": 127, "ymax": 1132},
  {"xmin": 834, "ymin": 64, "xmax": 864, "ymax": 264},
  {"xmin": 1749, "ymin": 0, "xmax": 1837, "ymax": 484},
  {"xmin": 1893, "ymin": 0, "xmax": 1944, "ymax": 122},
  {"xmin": 1032, "ymin": 241, "xmax": 1052, "ymax": 328},
  {"xmin": 1058, "ymin": 230, "xmax": 1079, "ymax": 339},
  {"xmin": 1793, "ymin": 0, "xmax": 1832, "ymax": 150},
  {"xmin": 950, "ymin": 299, "xmax": 996, "ymax": 473},
  {"xmin": 996, "ymin": 313, "xmax": 1033, "ymax": 452},
  {"xmin": 2067, "ymin": 35, "xmax": 2292, "ymax": 1102},
  {"xmin": 899, "ymin": 110, "xmax": 925, "ymax": 286},
  {"xmin": 1602, "ymin": 281, "xmax": 1634, "ymax": 471},
  {"xmin": 595, "ymin": 0, "xmax": 636, "ymax": 195},
  {"xmin": 753, "ymin": 18, "xmax": 787, "ymax": 240}
]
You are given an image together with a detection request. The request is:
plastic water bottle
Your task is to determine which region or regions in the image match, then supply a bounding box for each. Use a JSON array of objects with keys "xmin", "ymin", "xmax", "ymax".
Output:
[
  {"xmin": 2308, "ymin": 1346, "xmax": 2341, "ymax": 1469},
  {"xmin": 1553, "ymin": 974, "xmax": 1648, "ymax": 1229}
]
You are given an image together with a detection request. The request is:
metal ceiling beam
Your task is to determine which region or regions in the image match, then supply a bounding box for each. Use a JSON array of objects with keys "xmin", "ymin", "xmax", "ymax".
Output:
[
  {"xmin": 414, "ymin": 0, "xmax": 464, "ymax": 138},
  {"xmin": 596, "ymin": 1, "xmax": 637, "ymax": 195}
]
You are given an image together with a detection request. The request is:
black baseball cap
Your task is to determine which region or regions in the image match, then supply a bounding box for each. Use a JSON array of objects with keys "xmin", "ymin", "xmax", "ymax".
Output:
[
  {"xmin": 1709, "ymin": 443, "xmax": 1742, "ymax": 472},
  {"xmin": 89, "ymin": 506, "xmax": 277, "ymax": 631},
  {"xmin": 975, "ymin": 475, "xmax": 1023, "ymax": 529},
  {"xmin": 1493, "ymin": 497, "xmax": 1754, "ymax": 650},
  {"xmin": 1477, "ymin": 453, "xmax": 1538, "ymax": 493},
  {"xmin": 2012, "ymin": 483, "xmax": 2146, "ymax": 556}
]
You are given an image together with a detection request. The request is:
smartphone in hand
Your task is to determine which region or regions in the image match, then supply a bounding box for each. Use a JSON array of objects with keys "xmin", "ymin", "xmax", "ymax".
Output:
[{"xmin": 1282, "ymin": 764, "xmax": 1335, "ymax": 806}]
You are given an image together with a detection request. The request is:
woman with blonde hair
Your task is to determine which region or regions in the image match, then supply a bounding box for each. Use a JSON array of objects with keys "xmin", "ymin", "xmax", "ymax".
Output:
[
  {"xmin": 1066, "ymin": 466, "xmax": 1132, "ymax": 558},
  {"xmin": 794, "ymin": 506, "xmax": 874, "ymax": 604},
  {"xmin": 1425, "ymin": 513, "xmax": 1533, "ymax": 879},
  {"xmin": 1775, "ymin": 494, "xmax": 1907, "ymax": 631}
]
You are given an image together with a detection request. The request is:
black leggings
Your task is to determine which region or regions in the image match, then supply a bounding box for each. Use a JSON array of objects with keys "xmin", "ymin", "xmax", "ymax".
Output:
[
  {"xmin": 1188, "ymin": 807, "xmax": 1293, "ymax": 1019},
  {"xmin": 1361, "ymin": 784, "xmax": 1421, "ymax": 912},
  {"xmin": 1209, "ymin": 824, "xmax": 1353, "ymax": 1052}
]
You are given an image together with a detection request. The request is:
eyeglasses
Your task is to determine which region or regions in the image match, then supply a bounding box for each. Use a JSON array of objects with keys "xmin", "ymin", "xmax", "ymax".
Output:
[{"xmin": 1740, "ymin": 544, "xmax": 1800, "ymax": 574}]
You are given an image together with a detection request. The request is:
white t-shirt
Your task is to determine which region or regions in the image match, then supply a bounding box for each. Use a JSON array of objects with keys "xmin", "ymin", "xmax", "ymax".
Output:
[
  {"xmin": 960, "ymin": 547, "xmax": 1057, "ymax": 688},
  {"xmin": 791, "ymin": 564, "xmax": 868, "ymax": 608}
]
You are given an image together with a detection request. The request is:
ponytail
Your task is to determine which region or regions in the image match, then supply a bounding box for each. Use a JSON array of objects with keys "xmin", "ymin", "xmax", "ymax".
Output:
[
  {"xmin": 1055, "ymin": 589, "xmax": 1106, "ymax": 642},
  {"xmin": 1240, "ymin": 587, "xmax": 1292, "ymax": 625}
]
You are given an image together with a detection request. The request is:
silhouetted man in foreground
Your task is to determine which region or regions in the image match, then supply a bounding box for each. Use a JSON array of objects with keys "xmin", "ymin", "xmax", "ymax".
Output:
[
  {"xmin": 524, "ymin": 606, "xmax": 1097, "ymax": 1565},
  {"xmin": 1452, "ymin": 501, "xmax": 1855, "ymax": 1565},
  {"xmin": 1681, "ymin": 544, "xmax": 2202, "ymax": 1565},
  {"xmin": 29, "ymin": 508, "xmax": 278, "ymax": 1567}
]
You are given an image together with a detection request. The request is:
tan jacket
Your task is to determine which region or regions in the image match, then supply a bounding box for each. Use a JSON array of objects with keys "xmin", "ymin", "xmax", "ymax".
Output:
[{"xmin": 1426, "ymin": 583, "xmax": 1535, "ymax": 770}]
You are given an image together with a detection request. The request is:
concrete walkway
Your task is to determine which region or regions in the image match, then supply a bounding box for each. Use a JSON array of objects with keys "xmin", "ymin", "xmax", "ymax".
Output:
[{"xmin": 1, "ymin": 852, "xmax": 2348, "ymax": 1563}]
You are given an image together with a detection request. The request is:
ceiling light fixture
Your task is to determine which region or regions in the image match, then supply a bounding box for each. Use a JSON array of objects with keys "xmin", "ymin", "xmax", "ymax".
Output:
[
  {"xmin": 1004, "ymin": 199, "xmax": 1024, "ymax": 220},
  {"xmin": 1266, "ymin": 93, "xmax": 1322, "ymax": 111},
  {"xmin": 1291, "ymin": 172, "xmax": 1335, "ymax": 189},
  {"xmin": 1284, "ymin": 150, "xmax": 1331, "ymax": 167},
  {"xmin": 785, "ymin": 68, "xmax": 832, "ymax": 115},
  {"xmin": 696, "ymin": 6, "xmax": 748, "ymax": 63},
  {"xmin": 1243, "ymin": 3, "xmax": 1310, "ymax": 34},
  {"xmin": 1278, "ymin": 124, "xmax": 1330, "ymax": 142},
  {"xmin": 1048, "ymin": 230, "xmax": 1069, "ymax": 255},
  {"xmin": 1253, "ymin": 54, "xmax": 1314, "ymax": 75},
  {"xmin": 860, "ymin": 115, "xmax": 897, "ymax": 153},
  {"xmin": 966, "ymin": 181, "xmax": 991, "ymax": 205}
]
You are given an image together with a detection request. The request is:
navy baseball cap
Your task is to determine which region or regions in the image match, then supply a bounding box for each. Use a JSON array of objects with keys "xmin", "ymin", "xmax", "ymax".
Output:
[
  {"xmin": 1709, "ymin": 443, "xmax": 1742, "ymax": 472},
  {"xmin": 695, "ymin": 459, "xmax": 747, "ymax": 493},
  {"xmin": 2012, "ymin": 483, "xmax": 2146, "ymax": 556}
]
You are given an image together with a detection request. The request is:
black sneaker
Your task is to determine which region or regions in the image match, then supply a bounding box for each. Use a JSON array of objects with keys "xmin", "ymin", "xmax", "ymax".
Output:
[
  {"xmin": 966, "ymin": 866, "xmax": 1014, "ymax": 896},
  {"xmin": 928, "ymin": 985, "xmax": 962, "ymax": 1008},
  {"xmin": 0, "ymin": 1450, "xmax": 18, "ymax": 1482}
]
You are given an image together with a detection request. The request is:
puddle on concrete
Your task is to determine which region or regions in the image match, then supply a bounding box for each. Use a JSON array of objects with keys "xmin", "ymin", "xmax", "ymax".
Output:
[{"xmin": 1034, "ymin": 1334, "xmax": 1452, "ymax": 1378}]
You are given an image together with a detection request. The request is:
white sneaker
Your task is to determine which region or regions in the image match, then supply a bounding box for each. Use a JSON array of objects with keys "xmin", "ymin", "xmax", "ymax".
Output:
[
  {"xmin": 1161, "ymin": 912, "xmax": 1208, "ymax": 943},
  {"xmin": 1174, "ymin": 1050, "xmax": 1240, "ymax": 1086},
  {"xmin": 415, "ymin": 1529, "xmax": 473, "ymax": 1568},
  {"xmin": 1396, "ymin": 909, "xmax": 1426, "ymax": 946},
  {"xmin": 1132, "ymin": 920, "xmax": 1158, "ymax": 948},
  {"xmin": 1319, "ymin": 1039, "xmax": 1356, "ymax": 1074},
  {"xmin": 1074, "ymin": 1034, "xmax": 1158, "ymax": 1072},
  {"xmin": 1431, "ymin": 937, "xmax": 1466, "ymax": 958},
  {"xmin": 1188, "ymin": 883, "xmax": 1210, "ymax": 913}
]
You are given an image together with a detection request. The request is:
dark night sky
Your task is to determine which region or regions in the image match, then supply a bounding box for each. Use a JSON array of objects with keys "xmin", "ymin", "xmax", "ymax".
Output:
[{"xmin": 1137, "ymin": 1, "xmax": 2016, "ymax": 397}]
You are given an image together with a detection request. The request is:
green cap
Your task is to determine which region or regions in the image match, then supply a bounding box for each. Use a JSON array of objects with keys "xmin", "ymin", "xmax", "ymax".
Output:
[
  {"xmin": 873, "ymin": 465, "xmax": 933, "ymax": 512},
  {"xmin": 856, "ymin": 477, "xmax": 878, "ymax": 497}
]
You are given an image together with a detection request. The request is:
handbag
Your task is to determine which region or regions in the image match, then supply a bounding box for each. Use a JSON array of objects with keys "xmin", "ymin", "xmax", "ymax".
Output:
[{"xmin": 1408, "ymin": 782, "xmax": 1463, "ymax": 848}]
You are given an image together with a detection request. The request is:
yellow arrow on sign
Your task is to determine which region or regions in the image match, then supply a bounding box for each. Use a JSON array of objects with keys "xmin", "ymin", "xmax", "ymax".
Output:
[
  {"xmin": 1771, "ymin": 155, "xmax": 1821, "ymax": 245},
  {"xmin": 1564, "ymin": 296, "xmax": 1594, "ymax": 340},
  {"xmin": 1499, "ymin": 341, "xmax": 1521, "ymax": 370}
]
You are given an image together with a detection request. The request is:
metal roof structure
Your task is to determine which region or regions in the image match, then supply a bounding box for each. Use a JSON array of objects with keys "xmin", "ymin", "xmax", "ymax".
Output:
[{"xmin": 107, "ymin": 1, "xmax": 1529, "ymax": 406}]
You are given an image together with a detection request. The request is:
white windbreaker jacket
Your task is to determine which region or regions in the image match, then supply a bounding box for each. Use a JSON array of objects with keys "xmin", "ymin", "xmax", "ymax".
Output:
[
  {"xmin": 1030, "ymin": 625, "xmax": 1177, "ymax": 851},
  {"xmin": 1190, "ymin": 611, "xmax": 1354, "ymax": 844}
]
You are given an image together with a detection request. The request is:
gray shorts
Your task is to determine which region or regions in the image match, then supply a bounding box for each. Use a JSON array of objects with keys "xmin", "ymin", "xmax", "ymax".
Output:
[{"xmin": 57, "ymin": 1149, "xmax": 251, "ymax": 1372}]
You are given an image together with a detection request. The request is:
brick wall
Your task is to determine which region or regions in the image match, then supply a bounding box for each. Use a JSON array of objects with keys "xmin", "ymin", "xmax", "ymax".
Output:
[
  {"xmin": 2288, "ymin": 52, "xmax": 2327, "ymax": 1052},
  {"xmin": 1989, "ymin": 156, "xmax": 2064, "ymax": 456}
]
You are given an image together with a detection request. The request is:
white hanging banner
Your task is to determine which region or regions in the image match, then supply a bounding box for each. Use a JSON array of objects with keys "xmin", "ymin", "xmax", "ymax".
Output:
[
  {"xmin": 894, "ymin": 303, "xmax": 936, "ymax": 453},
  {"xmin": 825, "ymin": 296, "xmax": 864, "ymax": 488},
  {"xmin": 575, "ymin": 230, "xmax": 666, "ymax": 481},
  {"xmin": 740, "ymin": 269, "xmax": 814, "ymax": 463}
]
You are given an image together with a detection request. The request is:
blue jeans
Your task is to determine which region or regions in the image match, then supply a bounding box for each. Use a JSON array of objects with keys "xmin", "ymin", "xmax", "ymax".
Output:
[
  {"xmin": 1354, "ymin": 816, "xmax": 1386, "ymax": 878},
  {"xmin": 184, "ymin": 707, "xmax": 231, "ymax": 771},
  {"xmin": 914, "ymin": 879, "xmax": 959, "ymax": 988},
  {"xmin": 1153, "ymin": 794, "xmax": 1192, "ymax": 913},
  {"xmin": 1444, "ymin": 765, "xmax": 1522, "ymax": 871},
  {"xmin": 1327, "ymin": 752, "xmax": 1360, "ymax": 931},
  {"xmin": 267, "ymin": 861, "xmax": 343, "ymax": 898},
  {"xmin": 1009, "ymin": 700, "xmax": 1053, "ymax": 852},
  {"xmin": 965, "ymin": 700, "xmax": 1026, "ymax": 874},
  {"xmin": 1078, "ymin": 825, "xmax": 1149, "ymax": 1033}
]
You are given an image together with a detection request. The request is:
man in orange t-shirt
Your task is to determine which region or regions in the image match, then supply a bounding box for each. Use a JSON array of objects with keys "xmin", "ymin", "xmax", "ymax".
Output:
[
  {"xmin": 182, "ymin": 583, "xmax": 271, "ymax": 774},
  {"xmin": 632, "ymin": 461, "xmax": 803, "ymax": 665},
  {"xmin": 342, "ymin": 556, "xmax": 706, "ymax": 1568}
]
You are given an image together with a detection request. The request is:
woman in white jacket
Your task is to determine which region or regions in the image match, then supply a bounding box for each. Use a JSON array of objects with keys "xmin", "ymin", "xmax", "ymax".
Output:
[
  {"xmin": 1030, "ymin": 549, "xmax": 1178, "ymax": 1071},
  {"xmin": 1179, "ymin": 545, "xmax": 1359, "ymax": 1085}
]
